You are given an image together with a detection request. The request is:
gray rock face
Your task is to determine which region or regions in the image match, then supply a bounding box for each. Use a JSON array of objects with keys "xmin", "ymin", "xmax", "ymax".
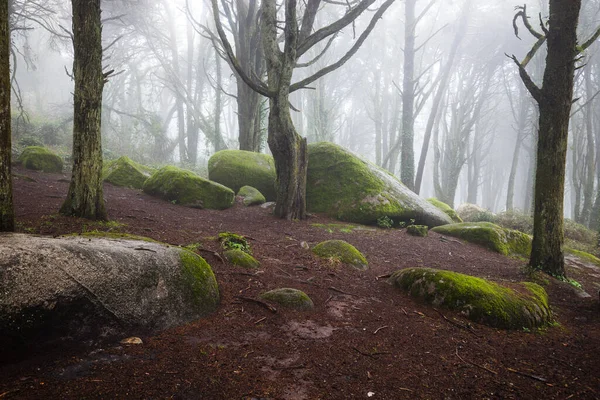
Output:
[{"xmin": 0, "ymin": 234, "xmax": 219, "ymax": 357}]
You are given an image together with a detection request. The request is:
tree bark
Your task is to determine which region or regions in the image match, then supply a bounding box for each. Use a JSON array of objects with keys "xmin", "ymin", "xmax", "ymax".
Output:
[
  {"xmin": 0, "ymin": 0, "xmax": 14, "ymax": 231},
  {"xmin": 60, "ymin": 0, "xmax": 107, "ymax": 221},
  {"xmin": 400, "ymin": 0, "xmax": 416, "ymax": 190},
  {"xmin": 529, "ymin": 0, "xmax": 581, "ymax": 278}
]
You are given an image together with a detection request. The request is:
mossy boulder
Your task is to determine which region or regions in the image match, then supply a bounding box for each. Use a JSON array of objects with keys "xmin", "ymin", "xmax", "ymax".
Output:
[
  {"xmin": 565, "ymin": 248, "xmax": 600, "ymax": 266},
  {"xmin": 238, "ymin": 185, "xmax": 266, "ymax": 206},
  {"xmin": 102, "ymin": 156, "xmax": 154, "ymax": 189},
  {"xmin": 312, "ymin": 239, "xmax": 368, "ymax": 270},
  {"xmin": 306, "ymin": 142, "xmax": 452, "ymax": 227},
  {"xmin": 407, "ymin": 225, "xmax": 428, "ymax": 237},
  {"xmin": 456, "ymin": 203, "xmax": 495, "ymax": 222},
  {"xmin": 19, "ymin": 146, "xmax": 63, "ymax": 173},
  {"xmin": 260, "ymin": 288, "xmax": 314, "ymax": 310},
  {"xmin": 427, "ymin": 198, "xmax": 462, "ymax": 223},
  {"xmin": 208, "ymin": 150, "xmax": 276, "ymax": 201},
  {"xmin": 224, "ymin": 249, "xmax": 260, "ymax": 269},
  {"xmin": 0, "ymin": 234, "xmax": 220, "ymax": 358},
  {"xmin": 389, "ymin": 267, "xmax": 552, "ymax": 329},
  {"xmin": 143, "ymin": 166, "xmax": 234, "ymax": 209},
  {"xmin": 431, "ymin": 222, "xmax": 532, "ymax": 257}
]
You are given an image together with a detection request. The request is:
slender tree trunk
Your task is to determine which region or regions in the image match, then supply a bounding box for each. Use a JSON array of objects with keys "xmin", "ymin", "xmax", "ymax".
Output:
[
  {"xmin": 506, "ymin": 90, "xmax": 529, "ymax": 211},
  {"xmin": 0, "ymin": 0, "xmax": 13, "ymax": 231},
  {"xmin": 186, "ymin": 23, "xmax": 198, "ymax": 166},
  {"xmin": 529, "ymin": 0, "xmax": 581, "ymax": 278},
  {"xmin": 214, "ymin": 46, "xmax": 226, "ymax": 152},
  {"xmin": 579, "ymin": 66, "xmax": 595, "ymax": 225},
  {"xmin": 60, "ymin": 0, "xmax": 107, "ymax": 220},
  {"xmin": 414, "ymin": 2, "xmax": 468, "ymax": 194},
  {"xmin": 400, "ymin": 0, "xmax": 416, "ymax": 189}
]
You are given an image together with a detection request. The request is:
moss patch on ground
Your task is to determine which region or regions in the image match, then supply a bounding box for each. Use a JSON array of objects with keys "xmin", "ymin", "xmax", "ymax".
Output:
[
  {"xmin": 208, "ymin": 150, "xmax": 276, "ymax": 201},
  {"xmin": 306, "ymin": 142, "xmax": 452, "ymax": 227},
  {"xmin": 102, "ymin": 156, "xmax": 154, "ymax": 189},
  {"xmin": 427, "ymin": 198, "xmax": 462, "ymax": 223},
  {"xmin": 407, "ymin": 225, "xmax": 428, "ymax": 237},
  {"xmin": 224, "ymin": 249, "xmax": 260, "ymax": 269},
  {"xmin": 311, "ymin": 223, "xmax": 375, "ymax": 233},
  {"xmin": 260, "ymin": 288, "xmax": 314, "ymax": 310},
  {"xmin": 389, "ymin": 267, "xmax": 552, "ymax": 329},
  {"xmin": 218, "ymin": 232, "xmax": 251, "ymax": 254},
  {"xmin": 19, "ymin": 146, "xmax": 63, "ymax": 173},
  {"xmin": 431, "ymin": 222, "xmax": 532, "ymax": 257},
  {"xmin": 237, "ymin": 186, "xmax": 266, "ymax": 206},
  {"xmin": 312, "ymin": 239, "xmax": 368, "ymax": 270},
  {"xmin": 179, "ymin": 249, "xmax": 220, "ymax": 315},
  {"xmin": 143, "ymin": 166, "xmax": 234, "ymax": 209}
]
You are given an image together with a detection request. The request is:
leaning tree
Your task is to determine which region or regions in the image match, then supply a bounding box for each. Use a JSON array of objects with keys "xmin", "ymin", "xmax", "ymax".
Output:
[
  {"xmin": 212, "ymin": 0, "xmax": 396, "ymax": 219},
  {"xmin": 510, "ymin": 2, "xmax": 600, "ymax": 278},
  {"xmin": 60, "ymin": 0, "xmax": 108, "ymax": 220}
]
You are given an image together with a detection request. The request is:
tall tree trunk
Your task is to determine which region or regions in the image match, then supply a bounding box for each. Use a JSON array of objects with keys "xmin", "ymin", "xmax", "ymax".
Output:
[
  {"xmin": 529, "ymin": 0, "xmax": 581, "ymax": 278},
  {"xmin": 414, "ymin": 2, "xmax": 469, "ymax": 194},
  {"xmin": 60, "ymin": 0, "xmax": 107, "ymax": 221},
  {"xmin": 214, "ymin": 46, "xmax": 226, "ymax": 152},
  {"xmin": 0, "ymin": 0, "xmax": 14, "ymax": 231},
  {"xmin": 186, "ymin": 22, "xmax": 198, "ymax": 166},
  {"xmin": 268, "ymin": 94, "xmax": 307, "ymax": 220},
  {"xmin": 400, "ymin": 0, "xmax": 416, "ymax": 189},
  {"xmin": 579, "ymin": 66, "xmax": 595, "ymax": 225},
  {"xmin": 506, "ymin": 89, "xmax": 529, "ymax": 211}
]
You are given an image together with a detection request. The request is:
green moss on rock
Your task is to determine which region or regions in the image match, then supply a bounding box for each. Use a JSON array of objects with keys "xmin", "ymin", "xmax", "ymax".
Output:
[
  {"xmin": 407, "ymin": 225, "xmax": 428, "ymax": 237},
  {"xmin": 306, "ymin": 142, "xmax": 452, "ymax": 227},
  {"xmin": 102, "ymin": 156, "xmax": 154, "ymax": 189},
  {"xmin": 431, "ymin": 222, "xmax": 532, "ymax": 257},
  {"xmin": 19, "ymin": 146, "xmax": 63, "ymax": 173},
  {"xmin": 312, "ymin": 239, "xmax": 368, "ymax": 270},
  {"xmin": 260, "ymin": 288, "xmax": 314, "ymax": 310},
  {"xmin": 565, "ymin": 247, "xmax": 600, "ymax": 266},
  {"xmin": 179, "ymin": 249, "xmax": 220, "ymax": 314},
  {"xmin": 224, "ymin": 249, "xmax": 260, "ymax": 269},
  {"xmin": 389, "ymin": 267, "xmax": 552, "ymax": 329},
  {"xmin": 67, "ymin": 231, "xmax": 159, "ymax": 243},
  {"xmin": 456, "ymin": 203, "xmax": 496, "ymax": 223},
  {"xmin": 238, "ymin": 185, "xmax": 266, "ymax": 206},
  {"xmin": 143, "ymin": 166, "xmax": 234, "ymax": 209},
  {"xmin": 427, "ymin": 198, "xmax": 463, "ymax": 223},
  {"xmin": 208, "ymin": 150, "xmax": 276, "ymax": 201}
]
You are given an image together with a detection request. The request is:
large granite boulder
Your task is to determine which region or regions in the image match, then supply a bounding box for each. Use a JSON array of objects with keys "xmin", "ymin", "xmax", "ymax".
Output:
[
  {"xmin": 389, "ymin": 267, "xmax": 552, "ymax": 329},
  {"xmin": 102, "ymin": 156, "xmax": 154, "ymax": 189},
  {"xmin": 306, "ymin": 142, "xmax": 452, "ymax": 227},
  {"xmin": 431, "ymin": 222, "xmax": 532, "ymax": 257},
  {"xmin": 19, "ymin": 146, "xmax": 63, "ymax": 173},
  {"xmin": 143, "ymin": 166, "xmax": 234, "ymax": 209},
  {"xmin": 0, "ymin": 233, "xmax": 220, "ymax": 358},
  {"xmin": 208, "ymin": 150, "xmax": 277, "ymax": 201}
]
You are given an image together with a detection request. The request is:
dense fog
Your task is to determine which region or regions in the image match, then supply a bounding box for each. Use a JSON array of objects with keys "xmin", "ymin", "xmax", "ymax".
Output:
[{"xmin": 8, "ymin": 0, "xmax": 600, "ymax": 223}]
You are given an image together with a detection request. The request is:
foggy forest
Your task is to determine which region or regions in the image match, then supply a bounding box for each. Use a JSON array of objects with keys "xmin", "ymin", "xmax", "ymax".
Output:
[{"xmin": 7, "ymin": 0, "xmax": 600, "ymax": 221}]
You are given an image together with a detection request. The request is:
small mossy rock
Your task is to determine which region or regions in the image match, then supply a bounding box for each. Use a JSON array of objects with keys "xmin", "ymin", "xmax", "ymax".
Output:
[
  {"xmin": 238, "ymin": 185, "xmax": 266, "ymax": 206},
  {"xmin": 0, "ymin": 234, "xmax": 220, "ymax": 358},
  {"xmin": 208, "ymin": 150, "xmax": 276, "ymax": 201},
  {"xmin": 456, "ymin": 203, "xmax": 495, "ymax": 222},
  {"xmin": 306, "ymin": 142, "xmax": 452, "ymax": 227},
  {"xmin": 431, "ymin": 222, "xmax": 531, "ymax": 257},
  {"xmin": 312, "ymin": 239, "xmax": 368, "ymax": 270},
  {"xmin": 388, "ymin": 268, "xmax": 552, "ymax": 329},
  {"xmin": 407, "ymin": 225, "xmax": 428, "ymax": 237},
  {"xmin": 19, "ymin": 146, "xmax": 63, "ymax": 173},
  {"xmin": 260, "ymin": 288, "xmax": 314, "ymax": 310},
  {"xmin": 427, "ymin": 198, "xmax": 462, "ymax": 223},
  {"xmin": 224, "ymin": 249, "xmax": 260, "ymax": 269},
  {"xmin": 565, "ymin": 247, "xmax": 600, "ymax": 266},
  {"xmin": 143, "ymin": 166, "xmax": 234, "ymax": 209},
  {"xmin": 102, "ymin": 156, "xmax": 154, "ymax": 189}
]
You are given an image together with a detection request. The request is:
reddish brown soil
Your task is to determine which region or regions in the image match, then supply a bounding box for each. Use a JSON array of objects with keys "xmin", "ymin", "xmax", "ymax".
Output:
[{"xmin": 1, "ymin": 166, "xmax": 599, "ymax": 399}]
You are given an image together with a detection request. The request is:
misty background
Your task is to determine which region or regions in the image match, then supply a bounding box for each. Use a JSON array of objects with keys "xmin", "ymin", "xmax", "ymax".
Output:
[{"xmin": 8, "ymin": 0, "xmax": 600, "ymax": 225}]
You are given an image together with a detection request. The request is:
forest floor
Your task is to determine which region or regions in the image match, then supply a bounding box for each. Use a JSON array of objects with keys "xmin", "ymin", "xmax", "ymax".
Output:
[{"xmin": 1, "ymin": 165, "xmax": 600, "ymax": 399}]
